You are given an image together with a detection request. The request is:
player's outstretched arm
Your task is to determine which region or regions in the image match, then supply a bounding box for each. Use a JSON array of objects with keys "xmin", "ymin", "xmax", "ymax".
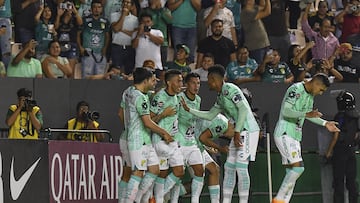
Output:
[
  {"xmin": 181, "ymin": 97, "xmax": 221, "ymax": 120},
  {"xmin": 325, "ymin": 121, "xmax": 340, "ymax": 132},
  {"xmin": 142, "ymin": 114, "xmax": 174, "ymax": 143},
  {"xmin": 199, "ymin": 129, "xmax": 229, "ymax": 154}
]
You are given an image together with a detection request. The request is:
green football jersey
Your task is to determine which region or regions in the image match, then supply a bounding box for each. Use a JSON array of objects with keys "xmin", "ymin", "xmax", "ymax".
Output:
[
  {"xmin": 150, "ymin": 88, "xmax": 180, "ymax": 144},
  {"xmin": 123, "ymin": 86, "xmax": 152, "ymax": 150},
  {"xmin": 215, "ymin": 83, "xmax": 259, "ymax": 132},
  {"xmin": 176, "ymin": 92, "xmax": 201, "ymax": 146},
  {"xmin": 81, "ymin": 16, "xmax": 110, "ymax": 53},
  {"xmin": 274, "ymin": 82, "xmax": 314, "ymax": 141},
  {"xmin": 195, "ymin": 114, "xmax": 229, "ymax": 152}
]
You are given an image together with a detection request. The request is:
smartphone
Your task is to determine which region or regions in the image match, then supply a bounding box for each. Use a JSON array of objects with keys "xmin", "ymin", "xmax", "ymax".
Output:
[
  {"xmin": 144, "ymin": 25, "xmax": 151, "ymax": 32},
  {"xmin": 266, "ymin": 49, "xmax": 273, "ymax": 55}
]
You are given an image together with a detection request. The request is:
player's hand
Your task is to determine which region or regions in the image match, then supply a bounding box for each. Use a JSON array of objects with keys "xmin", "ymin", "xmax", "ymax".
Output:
[
  {"xmin": 305, "ymin": 109, "xmax": 323, "ymax": 118},
  {"xmin": 233, "ymin": 132, "xmax": 243, "ymax": 148},
  {"xmin": 180, "ymin": 97, "xmax": 190, "ymax": 112},
  {"xmin": 163, "ymin": 133, "xmax": 174, "ymax": 144},
  {"xmin": 162, "ymin": 106, "xmax": 177, "ymax": 117},
  {"xmin": 325, "ymin": 121, "xmax": 340, "ymax": 132}
]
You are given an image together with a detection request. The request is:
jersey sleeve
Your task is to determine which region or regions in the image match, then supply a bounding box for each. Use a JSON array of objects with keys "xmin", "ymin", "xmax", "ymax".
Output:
[
  {"xmin": 227, "ymin": 88, "xmax": 247, "ymax": 132},
  {"xmin": 136, "ymin": 94, "xmax": 150, "ymax": 116},
  {"xmin": 282, "ymin": 85, "xmax": 307, "ymax": 118}
]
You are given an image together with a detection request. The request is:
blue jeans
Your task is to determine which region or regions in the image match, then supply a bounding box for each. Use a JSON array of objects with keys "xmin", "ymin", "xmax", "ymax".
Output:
[
  {"xmin": 0, "ymin": 18, "xmax": 11, "ymax": 68},
  {"xmin": 171, "ymin": 26, "xmax": 197, "ymax": 63},
  {"xmin": 81, "ymin": 51, "xmax": 107, "ymax": 78},
  {"xmin": 111, "ymin": 44, "xmax": 135, "ymax": 74}
]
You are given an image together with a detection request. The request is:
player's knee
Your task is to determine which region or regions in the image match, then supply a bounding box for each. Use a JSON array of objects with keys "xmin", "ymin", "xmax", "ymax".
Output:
[
  {"xmin": 211, "ymin": 164, "xmax": 220, "ymax": 177},
  {"xmin": 192, "ymin": 165, "xmax": 204, "ymax": 177},
  {"xmin": 173, "ymin": 166, "xmax": 185, "ymax": 177}
]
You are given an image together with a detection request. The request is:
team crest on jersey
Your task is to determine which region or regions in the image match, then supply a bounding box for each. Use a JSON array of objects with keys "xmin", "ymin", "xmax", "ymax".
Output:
[
  {"xmin": 101, "ymin": 23, "xmax": 105, "ymax": 29},
  {"xmin": 88, "ymin": 22, "xmax": 92, "ymax": 28},
  {"xmin": 280, "ymin": 68, "xmax": 285, "ymax": 74},
  {"xmin": 142, "ymin": 102, "xmax": 148, "ymax": 110},
  {"xmin": 223, "ymin": 90, "xmax": 229, "ymax": 96},
  {"xmin": 141, "ymin": 159, "xmax": 146, "ymax": 166},
  {"xmin": 291, "ymin": 151, "xmax": 298, "ymax": 158},
  {"xmin": 289, "ymin": 91, "xmax": 296, "ymax": 98},
  {"xmin": 151, "ymin": 100, "xmax": 157, "ymax": 107},
  {"xmin": 269, "ymin": 68, "xmax": 274, "ymax": 73},
  {"xmin": 158, "ymin": 102, "xmax": 164, "ymax": 107},
  {"xmin": 215, "ymin": 126, "xmax": 223, "ymax": 133},
  {"xmin": 232, "ymin": 94, "xmax": 242, "ymax": 103}
]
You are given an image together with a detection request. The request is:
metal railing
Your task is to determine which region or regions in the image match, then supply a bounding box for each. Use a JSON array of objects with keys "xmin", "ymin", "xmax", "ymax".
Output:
[{"xmin": 41, "ymin": 128, "xmax": 113, "ymax": 142}]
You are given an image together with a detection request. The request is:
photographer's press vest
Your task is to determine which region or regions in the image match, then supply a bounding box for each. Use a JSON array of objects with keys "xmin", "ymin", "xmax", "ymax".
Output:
[
  {"xmin": 66, "ymin": 118, "xmax": 99, "ymax": 142},
  {"xmin": 8, "ymin": 105, "xmax": 40, "ymax": 139}
]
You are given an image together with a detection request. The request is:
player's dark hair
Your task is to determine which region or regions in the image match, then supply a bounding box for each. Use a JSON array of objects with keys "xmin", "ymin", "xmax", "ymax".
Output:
[
  {"xmin": 208, "ymin": 64, "xmax": 226, "ymax": 78},
  {"xmin": 133, "ymin": 67, "xmax": 154, "ymax": 84},
  {"xmin": 164, "ymin": 69, "xmax": 182, "ymax": 84},
  {"xmin": 184, "ymin": 72, "xmax": 200, "ymax": 83},
  {"xmin": 312, "ymin": 73, "xmax": 330, "ymax": 87}
]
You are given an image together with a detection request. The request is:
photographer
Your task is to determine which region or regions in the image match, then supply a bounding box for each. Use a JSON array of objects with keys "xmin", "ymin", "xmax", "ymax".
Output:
[
  {"xmin": 63, "ymin": 101, "xmax": 104, "ymax": 142},
  {"xmin": 5, "ymin": 88, "xmax": 43, "ymax": 139},
  {"xmin": 326, "ymin": 90, "xmax": 359, "ymax": 203},
  {"xmin": 335, "ymin": 0, "xmax": 360, "ymax": 43}
]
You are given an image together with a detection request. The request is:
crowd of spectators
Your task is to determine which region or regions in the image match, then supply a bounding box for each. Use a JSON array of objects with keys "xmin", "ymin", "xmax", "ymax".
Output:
[{"xmin": 0, "ymin": 0, "xmax": 357, "ymax": 83}]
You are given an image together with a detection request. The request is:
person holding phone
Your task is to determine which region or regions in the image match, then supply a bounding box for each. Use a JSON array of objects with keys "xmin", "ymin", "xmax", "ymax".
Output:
[
  {"xmin": 204, "ymin": 0, "xmax": 238, "ymax": 47},
  {"xmin": 132, "ymin": 13, "xmax": 164, "ymax": 75},
  {"xmin": 7, "ymin": 39, "xmax": 43, "ymax": 78}
]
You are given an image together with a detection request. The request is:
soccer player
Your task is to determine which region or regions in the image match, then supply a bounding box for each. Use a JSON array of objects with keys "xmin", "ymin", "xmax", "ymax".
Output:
[
  {"xmin": 122, "ymin": 68, "xmax": 173, "ymax": 203},
  {"xmin": 196, "ymin": 114, "xmax": 235, "ymax": 203},
  {"xmin": 181, "ymin": 64, "xmax": 260, "ymax": 203},
  {"xmin": 150, "ymin": 69, "xmax": 185, "ymax": 202},
  {"xmin": 272, "ymin": 73, "xmax": 340, "ymax": 203},
  {"xmin": 175, "ymin": 72, "xmax": 204, "ymax": 203},
  {"xmin": 117, "ymin": 105, "xmax": 132, "ymax": 203}
]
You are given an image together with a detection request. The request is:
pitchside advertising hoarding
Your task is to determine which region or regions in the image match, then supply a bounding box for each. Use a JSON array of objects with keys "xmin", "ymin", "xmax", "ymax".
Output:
[{"xmin": 0, "ymin": 139, "xmax": 122, "ymax": 203}]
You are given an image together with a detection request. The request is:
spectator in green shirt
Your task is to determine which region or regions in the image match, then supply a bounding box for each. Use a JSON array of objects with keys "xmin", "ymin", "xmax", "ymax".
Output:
[
  {"xmin": 165, "ymin": 44, "xmax": 191, "ymax": 77},
  {"xmin": 256, "ymin": 49, "xmax": 294, "ymax": 84}
]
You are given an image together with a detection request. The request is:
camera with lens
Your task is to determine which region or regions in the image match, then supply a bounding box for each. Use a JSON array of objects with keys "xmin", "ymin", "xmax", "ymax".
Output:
[
  {"xmin": 60, "ymin": 2, "xmax": 72, "ymax": 10},
  {"xmin": 313, "ymin": 59, "xmax": 324, "ymax": 71},
  {"xmin": 82, "ymin": 111, "xmax": 100, "ymax": 121},
  {"xmin": 25, "ymin": 98, "xmax": 37, "ymax": 109},
  {"xmin": 19, "ymin": 128, "xmax": 28, "ymax": 137},
  {"xmin": 74, "ymin": 133, "xmax": 83, "ymax": 141},
  {"xmin": 144, "ymin": 25, "xmax": 151, "ymax": 32},
  {"xmin": 349, "ymin": 4, "xmax": 360, "ymax": 13}
]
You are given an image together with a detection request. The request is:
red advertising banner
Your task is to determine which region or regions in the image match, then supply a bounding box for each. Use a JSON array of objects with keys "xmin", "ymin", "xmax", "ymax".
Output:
[{"xmin": 48, "ymin": 141, "xmax": 122, "ymax": 203}]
